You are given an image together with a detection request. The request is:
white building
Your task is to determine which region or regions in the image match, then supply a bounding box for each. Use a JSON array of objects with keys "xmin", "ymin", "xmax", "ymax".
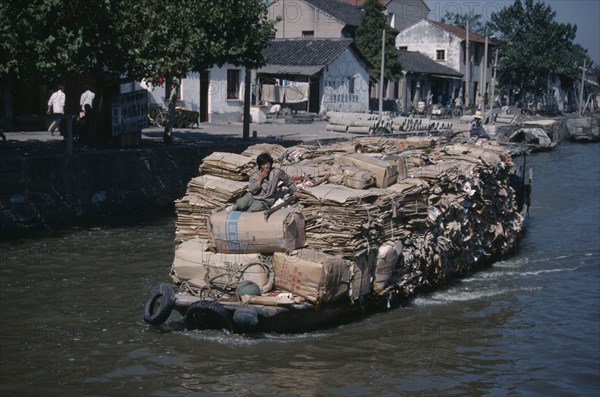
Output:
[
  {"xmin": 257, "ymin": 38, "xmax": 370, "ymax": 114},
  {"xmin": 396, "ymin": 19, "xmax": 495, "ymax": 106}
]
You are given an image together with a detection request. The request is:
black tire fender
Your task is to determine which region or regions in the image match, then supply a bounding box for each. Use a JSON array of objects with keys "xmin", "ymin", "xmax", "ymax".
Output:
[
  {"xmin": 184, "ymin": 300, "xmax": 233, "ymax": 331},
  {"xmin": 143, "ymin": 283, "xmax": 175, "ymax": 326},
  {"xmin": 232, "ymin": 307, "xmax": 259, "ymax": 333}
]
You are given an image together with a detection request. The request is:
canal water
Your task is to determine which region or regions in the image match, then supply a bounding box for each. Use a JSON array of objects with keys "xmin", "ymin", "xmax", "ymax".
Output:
[{"xmin": 1, "ymin": 142, "xmax": 598, "ymax": 396}]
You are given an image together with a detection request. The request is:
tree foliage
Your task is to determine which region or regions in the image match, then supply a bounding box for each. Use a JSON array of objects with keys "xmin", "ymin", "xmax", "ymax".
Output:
[
  {"xmin": 0, "ymin": 0, "xmax": 275, "ymax": 83},
  {"xmin": 440, "ymin": 10, "xmax": 490, "ymax": 36},
  {"xmin": 488, "ymin": 0, "xmax": 591, "ymax": 97},
  {"xmin": 355, "ymin": 0, "xmax": 403, "ymax": 86},
  {"xmin": 593, "ymin": 66, "xmax": 600, "ymax": 87}
]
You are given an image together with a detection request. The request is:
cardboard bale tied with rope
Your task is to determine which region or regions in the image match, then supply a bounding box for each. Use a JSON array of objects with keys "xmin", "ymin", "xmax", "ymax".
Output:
[
  {"xmin": 170, "ymin": 238, "xmax": 274, "ymax": 293},
  {"xmin": 338, "ymin": 153, "xmax": 398, "ymax": 188},
  {"xmin": 272, "ymin": 249, "xmax": 351, "ymax": 305}
]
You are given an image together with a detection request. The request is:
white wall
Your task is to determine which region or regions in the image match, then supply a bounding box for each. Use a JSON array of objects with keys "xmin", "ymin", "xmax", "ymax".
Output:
[
  {"xmin": 140, "ymin": 65, "xmax": 247, "ymax": 124},
  {"xmin": 396, "ymin": 20, "xmax": 492, "ymax": 105},
  {"xmin": 179, "ymin": 72, "xmax": 200, "ymax": 112},
  {"xmin": 143, "ymin": 81, "xmax": 168, "ymax": 109},
  {"xmin": 321, "ymin": 49, "xmax": 369, "ymax": 113},
  {"xmin": 269, "ymin": 0, "xmax": 346, "ymax": 39},
  {"xmin": 386, "ymin": 0, "xmax": 430, "ymax": 32},
  {"xmin": 208, "ymin": 66, "xmax": 245, "ymax": 123},
  {"xmin": 396, "ymin": 21, "xmax": 460, "ymax": 72}
]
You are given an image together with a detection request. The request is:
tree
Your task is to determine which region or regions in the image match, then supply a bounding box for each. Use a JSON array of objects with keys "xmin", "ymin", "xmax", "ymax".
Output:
[
  {"xmin": 355, "ymin": 0, "xmax": 403, "ymax": 101},
  {"xmin": 593, "ymin": 66, "xmax": 600, "ymax": 87},
  {"xmin": 489, "ymin": 0, "xmax": 591, "ymax": 103},
  {"xmin": 440, "ymin": 10, "xmax": 490, "ymax": 36},
  {"xmin": 0, "ymin": 0, "xmax": 275, "ymax": 143}
]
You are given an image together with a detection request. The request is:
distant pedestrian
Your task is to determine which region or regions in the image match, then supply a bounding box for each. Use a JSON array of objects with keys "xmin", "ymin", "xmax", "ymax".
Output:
[
  {"xmin": 47, "ymin": 84, "xmax": 65, "ymax": 136},
  {"xmin": 79, "ymin": 85, "xmax": 95, "ymax": 113},
  {"xmin": 74, "ymin": 85, "xmax": 95, "ymax": 142},
  {"xmin": 469, "ymin": 112, "xmax": 490, "ymax": 139},
  {"xmin": 476, "ymin": 94, "xmax": 484, "ymax": 110}
]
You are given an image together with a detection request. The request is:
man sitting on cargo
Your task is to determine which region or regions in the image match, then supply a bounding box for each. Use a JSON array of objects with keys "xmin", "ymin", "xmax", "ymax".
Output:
[{"xmin": 229, "ymin": 152, "xmax": 300, "ymax": 212}]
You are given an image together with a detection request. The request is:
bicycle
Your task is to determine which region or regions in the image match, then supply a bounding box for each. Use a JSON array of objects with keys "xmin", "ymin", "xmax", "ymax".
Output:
[
  {"xmin": 452, "ymin": 106, "xmax": 463, "ymax": 118},
  {"xmin": 147, "ymin": 106, "xmax": 168, "ymax": 127}
]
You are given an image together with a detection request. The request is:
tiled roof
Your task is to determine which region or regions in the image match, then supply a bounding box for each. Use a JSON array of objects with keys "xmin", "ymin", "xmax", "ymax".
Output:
[
  {"xmin": 303, "ymin": 0, "xmax": 363, "ymax": 26},
  {"xmin": 262, "ymin": 38, "xmax": 357, "ymax": 66},
  {"xmin": 339, "ymin": 0, "xmax": 387, "ymax": 6},
  {"xmin": 429, "ymin": 20, "xmax": 490, "ymax": 44},
  {"xmin": 398, "ymin": 50, "xmax": 463, "ymax": 77}
]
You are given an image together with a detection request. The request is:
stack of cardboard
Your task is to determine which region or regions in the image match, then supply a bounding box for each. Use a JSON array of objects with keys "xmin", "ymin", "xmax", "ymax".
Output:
[
  {"xmin": 173, "ymin": 139, "xmax": 526, "ymax": 302},
  {"xmin": 174, "ymin": 175, "xmax": 247, "ymax": 241},
  {"xmin": 242, "ymin": 143, "xmax": 287, "ymax": 164},
  {"xmin": 299, "ymin": 184, "xmax": 396, "ymax": 258},
  {"xmin": 199, "ymin": 152, "xmax": 254, "ymax": 181}
]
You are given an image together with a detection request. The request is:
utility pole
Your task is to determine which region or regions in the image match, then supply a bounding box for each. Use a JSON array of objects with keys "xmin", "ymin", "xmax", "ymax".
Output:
[
  {"xmin": 579, "ymin": 58, "xmax": 587, "ymax": 116},
  {"xmin": 379, "ymin": 29, "xmax": 385, "ymax": 122},
  {"xmin": 465, "ymin": 20, "xmax": 470, "ymax": 107},
  {"xmin": 483, "ymin": 35, "xmax": 488, "ymax": 118},
  {"xmin": 488, "ymin": 48, "xmax": 498, "ymax": 120},
  {"xmin": 243, "ymin": 68, "xmax": 251, "ymax": 140}
]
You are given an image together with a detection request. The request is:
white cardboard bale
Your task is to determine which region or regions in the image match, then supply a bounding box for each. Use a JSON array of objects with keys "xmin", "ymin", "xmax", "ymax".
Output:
[
  {"xmin": 272, "ymin": 249, "xmax": 351, "ymax": 305},
  {"xmin": 170, "ymin": 238, "xmax": 274, "ymax": 293},
  {"xmin": 207, "ymin": 207, "xmax": 306, "ymax": 254},
  {"xmin": 373, "ymin": 240, "xmax": 403, "ymax": 294},
  {"xmin": 349, "ymin": 251, "xmax": 375, "ymax": 300}
]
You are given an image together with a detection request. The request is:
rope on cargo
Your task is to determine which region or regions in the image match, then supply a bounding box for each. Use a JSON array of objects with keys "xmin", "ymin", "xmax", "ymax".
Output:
[
  {"xmin": 205, "ymin": 261, "xmax": 274, "ymax": 294},
  {"xmin": 180, "ymin": 281, "xmax": 216, "ymax": 298}
]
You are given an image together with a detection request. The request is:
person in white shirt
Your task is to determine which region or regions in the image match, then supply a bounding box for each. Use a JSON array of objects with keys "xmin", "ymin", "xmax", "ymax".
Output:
[
  {"xmin": 47, "ymin": 84, "xmax": 65, "ymax": 135},
  {"xmin": 80, "ymin": 85, "xmax": 95, "ymax": 113}
]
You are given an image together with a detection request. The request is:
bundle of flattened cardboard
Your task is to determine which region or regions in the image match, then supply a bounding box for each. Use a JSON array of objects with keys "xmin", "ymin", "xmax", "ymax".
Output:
[
  {"xmin": 325, "ymin": 111, "xmax": 453, "ymax": 134},
  {"xmin": 171, "ymin": 136, "xmax": 525, "ymax": 305}
]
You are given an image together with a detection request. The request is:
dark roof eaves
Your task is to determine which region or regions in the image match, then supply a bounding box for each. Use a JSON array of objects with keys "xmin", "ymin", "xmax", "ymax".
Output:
[{"xmin": 398, "ymin": 50, "xmax": 463, "ymax": 77}]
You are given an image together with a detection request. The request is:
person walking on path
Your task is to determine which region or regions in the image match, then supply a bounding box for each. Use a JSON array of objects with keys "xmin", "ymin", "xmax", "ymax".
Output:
[
  {"xmin": 75, "ymin": 85, "xmax": 95, "ymax": 143},
  {"xmin": 79, "ymin": 85, "xmax": 95, "ymax": 113},
  {"xmin": 47, "ymin": 84, "xmax": 65, "ymax": 136},
  {"xmin": 229, "ymin": 152, "xmax": 301, "ymax": 212}
]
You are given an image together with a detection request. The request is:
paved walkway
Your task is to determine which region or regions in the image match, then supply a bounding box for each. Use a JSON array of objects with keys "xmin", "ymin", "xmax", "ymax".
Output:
[
  {"xmin": 2, "ymin": 120, "xmax": 351, "ymax": 144},
  {"xmin": 1, "ymin": 116, "xmax": 472, "ymax": 157}
]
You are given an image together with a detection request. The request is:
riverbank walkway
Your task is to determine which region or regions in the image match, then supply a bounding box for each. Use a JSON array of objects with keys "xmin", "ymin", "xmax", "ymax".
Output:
[{"xmin": 1, "ymin": 115, "xmax": 475, "ymax": 158}]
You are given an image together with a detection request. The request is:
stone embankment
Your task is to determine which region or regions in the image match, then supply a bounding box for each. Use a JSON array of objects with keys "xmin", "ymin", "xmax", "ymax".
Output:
[{"xmin": 0, "ymin": 140, "xmax": 248, "ymax": 238}]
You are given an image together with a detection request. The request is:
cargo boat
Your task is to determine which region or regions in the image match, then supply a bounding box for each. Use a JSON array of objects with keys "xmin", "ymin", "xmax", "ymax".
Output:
[{"xmin": 143, "ymin": 137, "xmax": 532, "ymax": 334}]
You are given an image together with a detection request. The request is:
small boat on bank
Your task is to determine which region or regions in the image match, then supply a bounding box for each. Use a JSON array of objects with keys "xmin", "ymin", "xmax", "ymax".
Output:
[
  {"xmin": 143, "ymin": 137, "xmax": 532, "ymax": 334},
  {"xmin": 507, "ymin": 127, "xmax": 556, "ymax": 152},
  {"xmin": 570, "ymin": 125, "xmax": 600, "ymax": 143}
]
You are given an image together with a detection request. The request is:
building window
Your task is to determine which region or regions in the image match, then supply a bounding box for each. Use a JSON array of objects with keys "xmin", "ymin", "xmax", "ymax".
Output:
[
  {"xmin": 387, "ymin": 12, "xmax": 395, "ymax": 28},
  {"xmin": 399, "ymin": 46, "xmax": 408, "ymax": 51},
  {"xmin": 349, "ymin": 77, "xmax": 355, "ymax": 94},
  {"xmin": 302, "ymin": 30, "xmax": 314, "ymax": 38},
  {"xmin": 227, "ymin": 69, "xmax": 240, "ymax": 99},
  {"xmin": 436, "ymin": 49, "xmax": 445, "ymax": 61}
]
